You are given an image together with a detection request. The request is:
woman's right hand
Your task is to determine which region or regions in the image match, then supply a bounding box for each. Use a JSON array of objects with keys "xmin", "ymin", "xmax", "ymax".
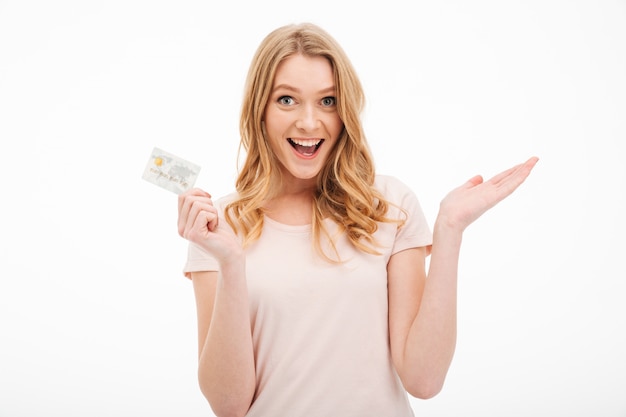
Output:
[{"xmin": 177, "ymin": 188, "xmax": 243, "ymax": 264}]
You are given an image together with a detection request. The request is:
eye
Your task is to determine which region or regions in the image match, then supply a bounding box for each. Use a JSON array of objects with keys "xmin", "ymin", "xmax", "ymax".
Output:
[
  {"xmin": 278, "ymin": 96, "xmax": 295, "ymax": 105},
  {"xmin": 321, "ymin": 96, "xmax": 336, "ymax": 107}
]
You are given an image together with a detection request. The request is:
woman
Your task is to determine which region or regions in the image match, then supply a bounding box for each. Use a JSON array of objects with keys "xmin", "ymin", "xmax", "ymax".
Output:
[{"xmin": 177, "ymin": 22, "xmax": 538, "ymax": 417}]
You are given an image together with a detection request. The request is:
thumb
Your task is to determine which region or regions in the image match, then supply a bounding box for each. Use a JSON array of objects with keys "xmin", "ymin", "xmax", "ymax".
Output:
[{"xmin": 465, "ymin": 174, "xmax": 484, "ymax": 188}]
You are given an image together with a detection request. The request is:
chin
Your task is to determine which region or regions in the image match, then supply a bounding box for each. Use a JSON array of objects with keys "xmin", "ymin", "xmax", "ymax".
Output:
[{"xmin": 286, "ymin": 167, "xmax": 322, "ymax": 182}]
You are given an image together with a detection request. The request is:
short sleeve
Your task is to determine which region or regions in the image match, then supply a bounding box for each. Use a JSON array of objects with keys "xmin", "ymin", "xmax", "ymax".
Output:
[
  {"xmin": 182, "ymin": 242, "xmax": 220, "ymax": 279},
  {"xmin": 376, "ymin": 175, "xmax": 433, "ymax": 256}
]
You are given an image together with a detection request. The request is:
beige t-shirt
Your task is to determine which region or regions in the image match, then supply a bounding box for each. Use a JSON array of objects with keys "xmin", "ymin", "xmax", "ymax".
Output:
[{"xmin": 184, "ymin": 175, "xmax": 433, "ymax": 416}]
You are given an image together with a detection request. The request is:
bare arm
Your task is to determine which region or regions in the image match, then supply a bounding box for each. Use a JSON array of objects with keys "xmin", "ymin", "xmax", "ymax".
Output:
[
  {"xmin": 179, "ymin": 189, "xmax": 256, "ymax": 417},
  {"xmin": 388, "ymin": 228, "xmax": 460, "ymax": 399},
  {"xmin": 389, "ymin": 157, "xmax": 538, "ymax": 399}
]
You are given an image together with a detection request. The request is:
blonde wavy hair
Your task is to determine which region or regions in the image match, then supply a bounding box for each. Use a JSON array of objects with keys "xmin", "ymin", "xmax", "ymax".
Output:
[{"xmin": 224, "ymin": 22, "xmax": 404, "ymax": 262}]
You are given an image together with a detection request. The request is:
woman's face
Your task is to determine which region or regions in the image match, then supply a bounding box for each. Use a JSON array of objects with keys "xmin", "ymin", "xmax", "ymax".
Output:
[{"xmin": 263, "ymin": 54, "xmax": 344, "ymax": 187}]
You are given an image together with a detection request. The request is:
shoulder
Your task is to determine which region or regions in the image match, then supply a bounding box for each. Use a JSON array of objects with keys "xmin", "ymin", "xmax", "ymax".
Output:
[
  {"xmin": 374, "ymin": 174, "xmax": 410, "ymax": 190},
  {"xmin": 374, "ymin": 175, "xmax": 417, "ymax": 203},
  {"xmin": 374, "ymin": 174, "xmax": 429, "ymax": 221},
  {"xmin": 213, "ymin": 192, "xmax": 239, "ymax": 211},
  {"xmin": 375, "ymin": 175, "xmax": 433, "ymax": 249}
]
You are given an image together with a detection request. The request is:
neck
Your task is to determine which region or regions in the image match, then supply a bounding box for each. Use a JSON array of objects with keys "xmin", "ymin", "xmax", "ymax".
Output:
[{"xmin": 263, "ymin": 187, "xmax": 315, "ymax": 226}]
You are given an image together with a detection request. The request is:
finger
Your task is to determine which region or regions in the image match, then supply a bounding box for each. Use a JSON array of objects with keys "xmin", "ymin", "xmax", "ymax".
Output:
[
  {"xmin": 199, "ymin": 205, "xmax": 219, "ymax": 232},
  {"xmin": 177, "ymin": 189, "xmax": 211, "ymax": 218},
  {"xmin": 488, "ymin": 156, "xmax": 539, "ymax": 187},
  {"xmin": 187, "ymin": 208, "xmax": 219, "ymax": 241},
  {"xmin": 486, "ymin": 163, "xmax": 523, "ymax": 186},
  {"xmin": 465, "ymin": 175, "xmax": 484, "ymax": 188},
  {"xmin": 185, "ymin": 201, "xmax": 218, "ymax": 237},
  {"xmin": 207, "ymin": 213, "xmax": 219, "ymax": 232},
  {"xmin": 502, "ymin": 157, "xmax": 539, "ymax": 187},
  {"xmin": 492, "ymin": 157, "xmax": 539, "ymax": 197},
  {"xmin": 178, "ymin": 195, "xmax": 214, "ymax": 236},
  {"xmin": 177, "ymin": 188, "xmax": 212, "ymax": 214}
]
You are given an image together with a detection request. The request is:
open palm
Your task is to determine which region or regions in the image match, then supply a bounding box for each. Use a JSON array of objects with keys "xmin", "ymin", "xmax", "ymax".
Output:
[{"xmin": 438, "ymin": 157, "xmax": 539, "ymax": 232}]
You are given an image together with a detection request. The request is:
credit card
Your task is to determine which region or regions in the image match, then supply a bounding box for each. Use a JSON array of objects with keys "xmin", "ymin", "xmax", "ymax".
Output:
[{"xmin": 141, "ymin": 147, "xmax": 201, "ymax": 194}]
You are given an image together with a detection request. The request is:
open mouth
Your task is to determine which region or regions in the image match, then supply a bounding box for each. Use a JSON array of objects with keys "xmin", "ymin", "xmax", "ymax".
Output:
[{"xmin": 288, "ymin": 138, "xmax": 324, "ymax": 157}]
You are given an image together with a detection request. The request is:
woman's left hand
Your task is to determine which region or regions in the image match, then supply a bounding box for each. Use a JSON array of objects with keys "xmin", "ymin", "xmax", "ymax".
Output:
[{"xmin": 437, "ymin": 156, "xmax": 539, "ymax": 233}]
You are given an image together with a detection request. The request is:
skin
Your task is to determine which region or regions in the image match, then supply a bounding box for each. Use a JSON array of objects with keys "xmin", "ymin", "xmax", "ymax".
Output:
[
  {"xmin": 177, "ymin": 53, "xmax": 539, "ymax": 416},
  {"xmin": 261, "ymin": 54, "xmax": 344, "ymax": 224}
]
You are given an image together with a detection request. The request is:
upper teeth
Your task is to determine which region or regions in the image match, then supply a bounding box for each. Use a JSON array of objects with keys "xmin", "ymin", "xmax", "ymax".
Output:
[{"xmin": 290, "ymin": 138, "xmax": 322, "ymax": 147}]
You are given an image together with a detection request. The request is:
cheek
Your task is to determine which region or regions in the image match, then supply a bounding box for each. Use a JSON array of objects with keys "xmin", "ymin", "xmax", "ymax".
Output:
[
  {"xmin": 329, "ymin": 116, "xmax": 344, "ymax": 139},
  {"xmin": 262, "ymin": 116, "xmax": 280, "ymax": 140},
  {"xmin": 264, "ymin": 123, "xmax": 289, "ymax": 157},
  {"xmin": 264, "ymin": 109, "xmax": 290, "ymax": 136},
  {"xmin": 266, "ymin": 129, "xmax": 283, "ymax": 153}
]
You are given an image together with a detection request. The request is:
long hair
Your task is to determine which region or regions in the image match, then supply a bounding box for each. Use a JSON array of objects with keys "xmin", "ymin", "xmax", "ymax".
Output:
[{"xmin": 224, "ymin": 22, "xmax": 404, "ymax": 262}]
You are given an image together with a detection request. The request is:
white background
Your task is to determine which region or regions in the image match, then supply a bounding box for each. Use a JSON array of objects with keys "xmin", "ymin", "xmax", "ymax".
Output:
[{"xmin": 1, "ymin": 1, "xmax": 625, "ymax": 416}]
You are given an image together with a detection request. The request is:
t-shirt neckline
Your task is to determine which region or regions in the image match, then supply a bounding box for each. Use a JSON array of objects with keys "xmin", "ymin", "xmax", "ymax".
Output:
[{"xmin": 263, "ymin": 215, "xmax": 311, "ymax": 233}]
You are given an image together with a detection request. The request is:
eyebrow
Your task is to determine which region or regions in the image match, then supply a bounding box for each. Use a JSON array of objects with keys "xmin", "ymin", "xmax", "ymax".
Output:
[{"xmin": 272, "ymin": 84, "xmax": 336, "ymax": 95}]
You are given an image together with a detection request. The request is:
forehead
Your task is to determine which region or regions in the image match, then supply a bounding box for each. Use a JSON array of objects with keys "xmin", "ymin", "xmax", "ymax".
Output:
[{"xmin": 272, "ymin": 54, "xmax": 335, "ymax": 90}]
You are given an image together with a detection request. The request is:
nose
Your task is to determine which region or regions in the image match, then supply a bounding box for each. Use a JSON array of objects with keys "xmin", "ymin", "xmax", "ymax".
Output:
[{"xmin": 295, "ymin": 104, "xmax": 319, "ymax": 132}]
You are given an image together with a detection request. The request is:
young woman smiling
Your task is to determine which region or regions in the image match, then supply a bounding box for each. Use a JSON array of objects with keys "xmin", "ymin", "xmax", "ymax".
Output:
[{"xmin": 177, "ymin": 22, "xmax": 538, "ymax": 417}]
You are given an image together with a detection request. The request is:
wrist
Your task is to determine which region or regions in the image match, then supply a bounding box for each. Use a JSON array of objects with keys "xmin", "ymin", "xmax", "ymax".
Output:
[
  {"xmin": 218, "ymin": 251, "xmax": 246, "ymax": 277},
  {"xmin": 433, "ymin": 216, "xmax": 464, "ymax": 241}
]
